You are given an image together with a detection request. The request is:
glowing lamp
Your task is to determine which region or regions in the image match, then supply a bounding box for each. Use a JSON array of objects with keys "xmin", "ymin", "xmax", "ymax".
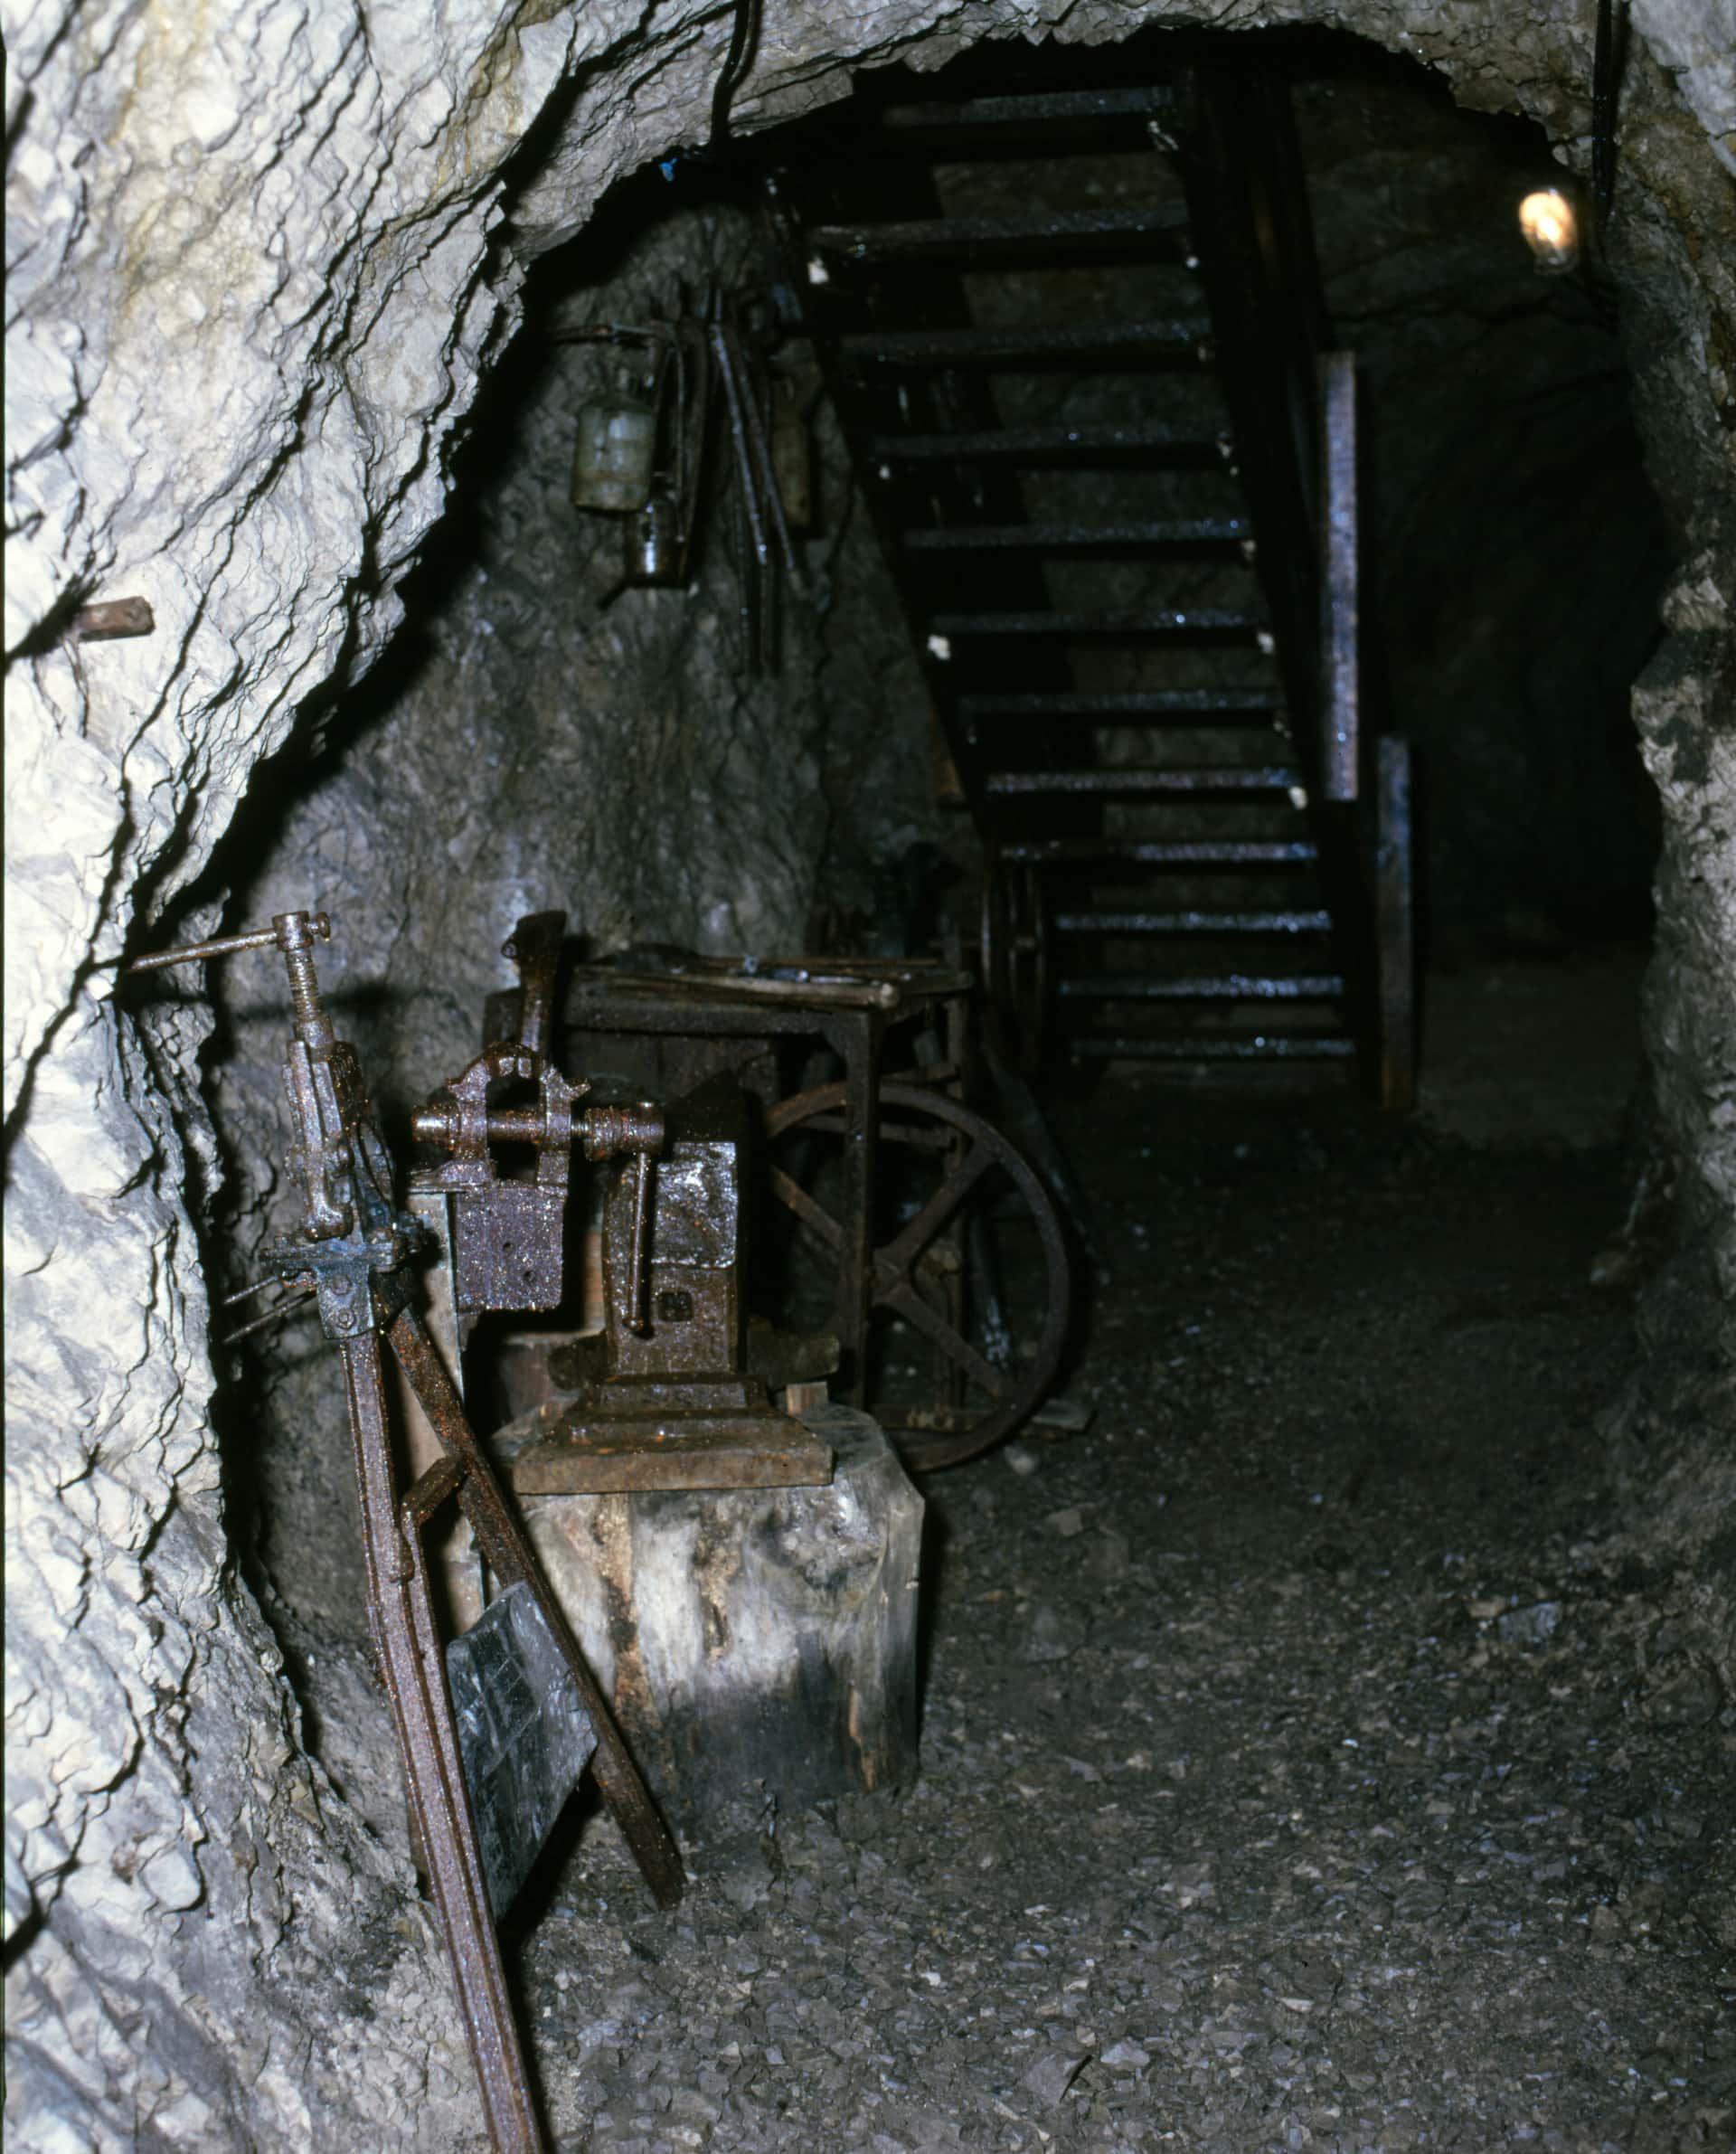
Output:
[{"xmin": 1518, "ymin": 186, "xmax": 1579, "ymax": 273}]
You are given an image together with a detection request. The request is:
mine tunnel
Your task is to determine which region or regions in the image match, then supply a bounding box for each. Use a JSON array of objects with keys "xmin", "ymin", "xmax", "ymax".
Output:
[{"xmin": 5, "ymin": 9, "xmax": 1733, "ymax": 2152}]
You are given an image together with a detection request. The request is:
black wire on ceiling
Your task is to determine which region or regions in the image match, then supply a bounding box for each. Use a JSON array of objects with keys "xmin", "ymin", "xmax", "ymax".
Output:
[
  {"xmin": 711, "ymin": 0, "xmax": 764, "ymax": 148},
  {"xmin": 1590, "ymin": 0, "xmax": 1630, "ymax": 231}
]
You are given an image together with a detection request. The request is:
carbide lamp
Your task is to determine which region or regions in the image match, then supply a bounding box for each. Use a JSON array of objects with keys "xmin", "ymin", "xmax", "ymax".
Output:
[{"xmin": 1518, "ymin": 186, "xmax": 1579, "ymax": 273}]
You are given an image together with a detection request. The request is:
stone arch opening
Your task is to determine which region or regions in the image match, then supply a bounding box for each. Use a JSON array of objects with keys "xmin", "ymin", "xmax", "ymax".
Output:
[{"xmin": 6, "ymin": 5, "xmax": 1731, "ymax": 2148}]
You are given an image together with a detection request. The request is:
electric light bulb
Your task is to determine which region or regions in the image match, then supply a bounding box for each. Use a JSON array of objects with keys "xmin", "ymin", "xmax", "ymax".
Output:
[{"xmin": 1518, "ymin": 186, "xmax": 1579, "ymax": 272}]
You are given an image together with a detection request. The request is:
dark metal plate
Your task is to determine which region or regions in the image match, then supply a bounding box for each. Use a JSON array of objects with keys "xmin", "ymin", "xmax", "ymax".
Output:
[{"xmin": 446, "ymin": 1581, "xmax": 597, "ymax": 1916}]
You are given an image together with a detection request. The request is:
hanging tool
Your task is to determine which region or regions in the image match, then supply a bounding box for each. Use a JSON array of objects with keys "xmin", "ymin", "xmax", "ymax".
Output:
[
  {"xmin": 712, "ymin": 311, "xmax": 806, "ymax": 582},
  {"xmin": 560, "ymin": 314, "xmax": 713, "ymax": 591},
  {"xmin": 707, "ymin": 302, "xmax": 808, "ymax": 676},
  {"xmin": 571, "ymin": 387, "xmax": 659, "ymax": 513},
  {"xmin": 559, "ymin": 298, "xmax": 807, "ymax": 675}
]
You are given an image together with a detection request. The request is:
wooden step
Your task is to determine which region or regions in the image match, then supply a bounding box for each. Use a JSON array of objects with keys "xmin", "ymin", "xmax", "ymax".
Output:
[
  {"xmin": 984, "ymin": 766, "xmax": 1299, "ymax": 798},
  {"xmin": 840, "ymin": 318, "xmax": 1213, "ymax": 369},
  {"xmin": 870, "ymin": 423, "xmax": 1231, "ymax": 466},
  {"xmin": 809, "ymin": 207, "xmax": 1192, "ymax": 266},
  {"xmin": 1052, "ymin": 908, "xmax": 1332, "ymax": 935},
  {"xmin": 1002, "ymin": 838, "xmax": 1317, "ymax": 866},
  {"xmin": 932, "ymin": 609, "xmax": 1266, "ymax": 642},
  {"xmin": 874, "ymin": 86, "xmax": 1177, "ymax": 133},
  {"xmin": 904, "ymin": 517, "xmax": 1249, "ymax": 554},
  {"xmin": 1070, "ymin": 1034, "xmax": 1356, "ymax": 1062},
  {"xmin": 1057, "ymin": 973, "xmax": 1344, "ymax": 1001},
  {"xmin": 959, "ymin": 686, "xmax": 1279, "ymax": 722}
]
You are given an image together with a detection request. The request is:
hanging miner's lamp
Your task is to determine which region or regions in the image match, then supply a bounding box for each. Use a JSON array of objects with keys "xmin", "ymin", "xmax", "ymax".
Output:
[
  {"xmin": 1517, "ymin": 185, "xmax": 1580, "ymax": 273},
  {"xmin": 624, "ymin": 488, "xmax": 686, "ymax": 585},
  {"xmin": 571, "ymin": 388, "xmax": 659, "ymax": 512}
]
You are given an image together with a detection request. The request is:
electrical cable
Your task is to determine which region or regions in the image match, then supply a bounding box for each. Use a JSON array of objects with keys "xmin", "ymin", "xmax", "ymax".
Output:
[
  {"xmin": 1590, "ymin": 0, "xmax": 1629, "ymax": 233},
  {"xmin": 710, "ymin": 0, "xmax": 761, "ymax": 147}
]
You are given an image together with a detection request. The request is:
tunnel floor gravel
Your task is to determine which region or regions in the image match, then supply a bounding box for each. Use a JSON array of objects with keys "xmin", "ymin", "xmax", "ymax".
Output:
[{"xmin": 476, "ymin": 1030, "xmax": 1729, "ymax": 2152}]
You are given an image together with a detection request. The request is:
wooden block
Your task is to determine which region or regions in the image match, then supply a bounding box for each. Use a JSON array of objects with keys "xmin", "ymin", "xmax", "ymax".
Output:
[{"xmin": 514, "ymin": 1403, "xmax": 922, "ymax": 1822}]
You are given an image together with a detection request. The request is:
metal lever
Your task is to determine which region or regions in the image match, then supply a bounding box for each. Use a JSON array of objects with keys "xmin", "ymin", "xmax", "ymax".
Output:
[
  {"xmin": 109, "ymin": 912, "xmax": 331, "ymax": 974},
  {"xmin": 624, "ymin": 1150, "xmax": 653, "ymax": 1336},
  {"xmin": 580, "ymin": 1102, "xmax": 662, "ymax": 1337},
  {"xmin": 500, "ymin": 911, "xmax": 566, "ymax": 1057},
  {"xmin": 110, "ymin": 910, "xmax": 341, "ymax": 1054}
]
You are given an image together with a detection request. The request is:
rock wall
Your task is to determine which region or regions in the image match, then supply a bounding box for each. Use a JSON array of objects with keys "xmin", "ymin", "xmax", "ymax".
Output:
[
  {"xmin": 1623, "ymin": 538, "xmax": 1736, "ymax": 1679},
  {"xmin": 1585, "ymin": 23, "xmax": 1736, "ymax": 1680},
  {"xmin": 5, "ymin": 5, "xmax": 606, "ymax": 2145},
  {"xmin": 5, "ymin": 1, "xmax": 1733, "ymax": 2148}
]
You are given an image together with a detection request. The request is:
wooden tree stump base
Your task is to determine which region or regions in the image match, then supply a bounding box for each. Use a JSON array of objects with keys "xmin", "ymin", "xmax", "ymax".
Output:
[{"xmin": 514, "ymin": 1403, "xmax": 923, "ymax": 1825}]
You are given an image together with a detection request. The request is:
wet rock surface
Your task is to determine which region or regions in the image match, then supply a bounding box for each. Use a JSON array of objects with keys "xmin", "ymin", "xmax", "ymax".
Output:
[{"xmin": 509, "ymin": 1060, "xmax": 1731, "ymax": 2151}]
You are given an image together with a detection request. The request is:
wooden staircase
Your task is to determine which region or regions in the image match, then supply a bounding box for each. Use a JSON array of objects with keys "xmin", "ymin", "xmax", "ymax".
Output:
[{"xmin": 762, "ymin": 47, "xmax": 1414, "ymax": 1102}]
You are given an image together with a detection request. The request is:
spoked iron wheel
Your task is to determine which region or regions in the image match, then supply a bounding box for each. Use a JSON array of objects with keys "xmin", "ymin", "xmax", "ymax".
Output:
[
  {"xmin": 764, "ymin": 1080, "xmax": 1072, "ymax": 1472},
  {"xmin": 980, "ymin": 852, "xmax": 1050, "ymax": 1068}
]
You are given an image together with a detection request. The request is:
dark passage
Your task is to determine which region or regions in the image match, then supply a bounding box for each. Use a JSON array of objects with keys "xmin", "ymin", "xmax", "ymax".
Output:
[{"xmin": 761, "ymin": 29, "xmax": 1665, "ymax": 1085}]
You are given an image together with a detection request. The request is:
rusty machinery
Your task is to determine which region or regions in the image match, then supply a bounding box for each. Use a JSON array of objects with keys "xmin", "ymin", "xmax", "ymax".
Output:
[
  {"xmin": 492, "ymin": 1075, "xmax": 836, "ymax": 1496},
  {"xmin": 121, "ymin": 900, "xmax": 1073, "ymax": 2140},
  {"xmin": 122, "ymin": 910, "xmax": 684, "ymax": 2154},
  {"xmin": 451, "ymin": 912, "xmax": 839, "ymax": 1495},
  {"xmin": 486, "ymin": 913, "xmax": 1075, "ymax": 1475},
  {"xmin": 762, "ymin": 1074, "xmax": 1072, "ymax": 1471}
]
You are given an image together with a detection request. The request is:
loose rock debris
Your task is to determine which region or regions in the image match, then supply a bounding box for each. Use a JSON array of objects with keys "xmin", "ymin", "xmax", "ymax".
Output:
[{"xmin": 504, "ymin": 1081, "xmax": 1731, "ymax": 2153}]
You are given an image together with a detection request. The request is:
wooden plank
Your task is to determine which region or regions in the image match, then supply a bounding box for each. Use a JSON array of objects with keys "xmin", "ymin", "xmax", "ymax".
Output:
[
  {"xmin": 1320, "ymin": 351, "xmax": 1360, "ymax": 802},
  {"xmin": 1374, "ymin": 737, "xmax": 1417, "ymax": 1112},
  {"xmin": 507, "ymin": 1420, "xmax": 835, "ymax": 1495}
]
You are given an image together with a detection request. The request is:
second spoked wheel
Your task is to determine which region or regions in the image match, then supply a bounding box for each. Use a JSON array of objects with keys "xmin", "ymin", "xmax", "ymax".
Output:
[
  {"xmin": 980, "ymin": 853, "xmax": 1050, "ymax": 1067},
  {"xmin": 763, "ymin": 1080, "xmax": 1071, "ymax": 1472}
]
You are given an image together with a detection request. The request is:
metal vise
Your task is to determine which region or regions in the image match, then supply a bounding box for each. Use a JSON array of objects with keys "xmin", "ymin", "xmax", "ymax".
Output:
[
  {"xmin": 408, "ymin": 1043, "xmax": 662, "ymax": 1322},
  {"xmin": 499, "ymin": 1079, "xmax": 835, "ymax": 1494},
  {"xmin": 595, "ymin": 1080, "xmax": 753, "ymax": 1391}
]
